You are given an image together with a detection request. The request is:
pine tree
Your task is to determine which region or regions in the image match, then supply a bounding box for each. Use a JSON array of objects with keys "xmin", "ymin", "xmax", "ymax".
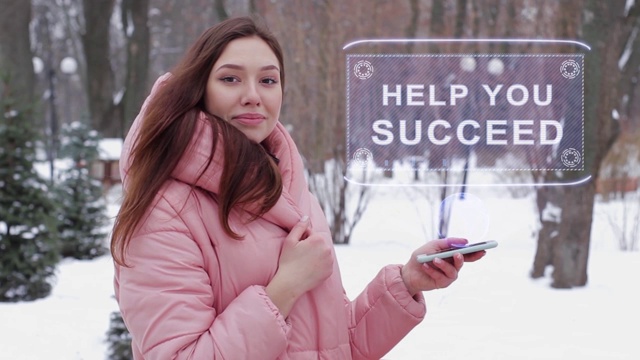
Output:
[
  {"xmin": 55, "ymin": 121, "xmax": 108, "ymax": 259},
  {"xmin": 0, "ymin": 86, "xmax": 60, "ymax": 302},
  {"xmin": 106, "ymin": 311, "xmax": 133, "ymax": 360}
]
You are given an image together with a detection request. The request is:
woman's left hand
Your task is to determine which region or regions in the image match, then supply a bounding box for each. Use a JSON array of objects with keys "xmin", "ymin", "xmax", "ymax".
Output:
[{"xmin": 401, "ymin": 238, "xmax": 486, "ymax": 296}]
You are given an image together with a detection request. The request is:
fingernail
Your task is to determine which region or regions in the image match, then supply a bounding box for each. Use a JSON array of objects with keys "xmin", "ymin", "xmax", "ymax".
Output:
[{"xmin": 300, "ymin": 215, "xmax": 309, "ymax": 222}]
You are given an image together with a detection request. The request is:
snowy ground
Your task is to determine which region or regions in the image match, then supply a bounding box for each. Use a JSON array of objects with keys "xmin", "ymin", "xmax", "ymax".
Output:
[{"xmin": 1, "ymin": 183, "xmax": 638, "ymax": 359}]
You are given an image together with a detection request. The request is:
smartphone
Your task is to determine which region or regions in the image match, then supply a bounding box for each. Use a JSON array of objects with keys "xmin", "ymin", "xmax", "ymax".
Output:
[{"xmin": 416, "ymin": 240, "xmax": 498, "ymax": 263}]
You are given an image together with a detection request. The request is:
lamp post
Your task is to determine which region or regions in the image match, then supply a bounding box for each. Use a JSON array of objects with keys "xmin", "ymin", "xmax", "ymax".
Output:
[
  {"xmin": 458, "ymin": 57, "xmax": 505, "ymax": 200},
  {"xmin": 438, "ymin": 57, "xmax": 477, "ymax": 238},
  {"xmin": 33, "ymin": 56, "xmax": 55, "ymax": 181},
  {"xmin": 59, "ymin": 56, "xmax": 77, "ymax": 123},
  {"xmin": 33, "ymin": 55, "xmax": 59, "ymax": 182},
  {"xmin": 48, "ymin": 67, "xmax": 58, "ymax": 182},
  {"xmin": 35, "ymin": 55, "xmax": 78, "ymax": 182},
  {"xmin": 437, "ymin": 56, "xmax": 505, "ymax": 238},
  {"xmin": 459, "ymin": 57, "xmax": 477, "ymax": 200}
]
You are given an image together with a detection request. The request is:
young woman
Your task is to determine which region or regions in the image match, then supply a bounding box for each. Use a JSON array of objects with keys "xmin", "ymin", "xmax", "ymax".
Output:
[{"xmin": 111, "ymin": 16, "xmax": 486, "ymax": 360}]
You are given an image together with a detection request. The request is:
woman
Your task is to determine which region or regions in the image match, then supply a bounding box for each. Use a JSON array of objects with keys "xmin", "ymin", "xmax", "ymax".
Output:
[{"xmin": 111, "ymin": 16, "xmax": 485, "ymax": 360}]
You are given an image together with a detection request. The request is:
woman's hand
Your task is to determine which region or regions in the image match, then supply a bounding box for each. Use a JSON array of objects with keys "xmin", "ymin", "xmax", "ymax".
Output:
[
  {"xmin": 401, "ymin": 238, "xmax": 486, "ymax": 296},
  {"xmin": 266, "ymin": 216, "xmax": 334, "ymax": 317}
]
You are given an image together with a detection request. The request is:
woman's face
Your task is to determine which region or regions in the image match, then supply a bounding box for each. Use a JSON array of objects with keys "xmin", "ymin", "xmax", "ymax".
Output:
[{"xmin": 205, "ymin": 36, "xmax": 282, "ymax": 143}]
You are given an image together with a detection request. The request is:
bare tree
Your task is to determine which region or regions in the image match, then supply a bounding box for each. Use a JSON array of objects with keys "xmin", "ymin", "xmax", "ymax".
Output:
[
  {"xmin": 120, "ymin": 0, "xmax": 151, "ymax": 137},
  {"xmin": 599, "ymin": 101, "xmax": 640, "ymax": 252},
  {"xmin": 81, "ymin": 0, "xmax": 119, "ymax": 136},
  {"xmin": 0, "ymin": 0, "xmax": 35, "ymax": 111},
  {"xmin": 531, "ymin": 0, "xmax": 640, "ymax": 288},
  {"xmin": 529, "ymin": 0, "xmax": 583, "ymax": 280},
  {"xmin": 214, "ymin": 0, "xmax": 229, "ymax": 20}
]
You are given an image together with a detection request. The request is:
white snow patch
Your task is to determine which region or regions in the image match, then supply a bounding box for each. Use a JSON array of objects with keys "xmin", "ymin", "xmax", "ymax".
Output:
[
  {"xmin": 98, "ymin": 138, "xmax": 123, "ymax": 160},
  {"xmin": 541, "ymin": 201, "xmax": 562, "ymax": 223}
]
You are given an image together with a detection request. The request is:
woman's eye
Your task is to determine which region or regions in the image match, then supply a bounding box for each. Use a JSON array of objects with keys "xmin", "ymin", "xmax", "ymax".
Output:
[
  {"xmin": 220, "ymin": 76, "xmax": 239, "ymax": 83},
  {"xmin": 261, "ymin": 77, "xmax": 278, "ymax": 85}
]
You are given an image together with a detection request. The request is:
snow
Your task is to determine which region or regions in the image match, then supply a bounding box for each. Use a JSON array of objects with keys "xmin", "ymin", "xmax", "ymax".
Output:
[
  {"xmin": 541, "ymin": 201, "xmax": 562, "ymax": 223},
  {"xmin": 33, "ymin": 159, "xmax": 75, "ymax": 180},
  {"xmin": 98, "ymin": 138, "xmax": 123, "ymax": 161},
  {"xmin": 618, "ymin": 26, "xmax": 638, "ymax": 70},
  {"xmin": 1, "ymin": 183, "xmax": 638, "ymax": 359},
  {"xmin": 625, "ymin": 0, "xmax": 636, "ymax": 17}
]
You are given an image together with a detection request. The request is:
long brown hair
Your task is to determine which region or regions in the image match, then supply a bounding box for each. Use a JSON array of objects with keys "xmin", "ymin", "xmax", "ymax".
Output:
[{"xmin": 111, "ymin": 16, "xmax": 285, "ymax": 266}]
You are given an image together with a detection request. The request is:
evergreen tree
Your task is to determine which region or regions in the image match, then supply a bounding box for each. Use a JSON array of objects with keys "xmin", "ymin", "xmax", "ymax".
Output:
[
  {"xmin": 55, "ymin": 121, "xmax": 108, "ymax": 259},
  {"xmin": 0, "ymin": 86, "xmax": 60, "ymax": 302},
  {"xmin": 105, "ymin": 311, "xmax": 132, "ymax": 360}
]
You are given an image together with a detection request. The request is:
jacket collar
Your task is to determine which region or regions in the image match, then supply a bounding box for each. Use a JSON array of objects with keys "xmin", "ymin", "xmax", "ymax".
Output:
[{"xmin": 172, "ymin": 114, "xmax": 306, "ymax": 232}]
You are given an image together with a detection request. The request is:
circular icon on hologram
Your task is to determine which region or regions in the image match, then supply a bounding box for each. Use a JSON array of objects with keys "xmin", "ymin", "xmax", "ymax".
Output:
[
  {"xmin": 352, "ymin": 147, "xmax": 373, "ymax": 167},
  {"xmin": 561, "ymin": 148, "xmax": 581, "ymax": 168},
  {"xmin": 436, "ymin": 192, "xmax": 490, "ymax": 241},
  {"xmin": 560, "ymin": 60, "xmax": 580, "ymax": 79},
  {"xmin": 354, "ymin": 60, "xmax": 374, "ymax": 80}
]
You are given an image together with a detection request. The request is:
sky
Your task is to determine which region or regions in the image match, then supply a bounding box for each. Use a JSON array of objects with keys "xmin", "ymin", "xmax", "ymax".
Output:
[{"xmin": 0, "ymin": 176, "xmax": 638, "ymax": 359}]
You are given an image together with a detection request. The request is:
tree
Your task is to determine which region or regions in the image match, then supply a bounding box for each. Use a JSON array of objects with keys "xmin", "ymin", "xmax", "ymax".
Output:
[
  {"xmin": 54, "ymin": 121, "xmax": 109, "ymax": 260},
  {"xmin": 82, "ymin": 0, "xmax": 119, "ymax": 137},
  {"xmin": 0, "ymin": 0, "xmax": 35, "ymax": 115},
  {"xmin": 0, "ymin": 84, "xmax": 60, "ymax": 302},
  {"xmin": 531, "ymin": 0, "xmax": 640, "ymax": 288},
  {"xmin": 106, "ymin": 310, "xmax": 133, "ymax": 360},
  {"xmin": 121, "ymin": 0, "xmax": 151, "ymax": 136}
]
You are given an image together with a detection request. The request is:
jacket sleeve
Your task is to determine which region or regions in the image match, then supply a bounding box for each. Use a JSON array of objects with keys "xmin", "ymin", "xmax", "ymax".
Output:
[
  {"xmin": 347, "ymin": 264, "xmax": 426, "ymax": 360},
  {"xmin": 115, "ymin": 195, "xmax": 291, "ymax": 360}
]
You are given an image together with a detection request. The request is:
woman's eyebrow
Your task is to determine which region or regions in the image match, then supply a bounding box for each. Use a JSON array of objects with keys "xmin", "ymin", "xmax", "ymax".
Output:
[
  {"xmin": 215, "ymin": 63, "xmax": 280, "ymax": 72},
  {"xmin": 260, "ymin": 64, "xmax": 280, "ymax": 72}
]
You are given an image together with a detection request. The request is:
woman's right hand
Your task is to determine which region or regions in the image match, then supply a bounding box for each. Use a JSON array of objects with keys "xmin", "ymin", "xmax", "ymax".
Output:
[{"xmin": 265, "ymin": 216, "xmax": 334, "ymax": 317}]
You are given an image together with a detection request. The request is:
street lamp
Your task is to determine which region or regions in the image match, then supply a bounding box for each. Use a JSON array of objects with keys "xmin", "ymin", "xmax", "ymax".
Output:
[
  {"xmin": 487, "ymin": 57, "xmax": 505, "ymax": 76},
  {"xmin": 33, "ymin": 56, "xmax": 58, "ymax": 181},
  {"xmin": 458, "ymin": 57, "xmax": 504, "ymax": 200},
  {"xmin": 438, "ymin": 56, "xmax": 479, "ymax": 238},
  {"xmin": 33, "ymin": 55, "xmax": 78, "ymax": 182},
  {"xmin": 458, "ymin": 56, "xmax": 478, "ymax": 200},
  {"xmin": 439, "ymin": 56, "xmax": 504, "ymax": 238},
  {"xmin": 59, "ymin": 56, "xmax": 77, "ymax": 123},
  {"xmin": 32, "ymin": 57, "xmax": 44, "ymax": 75}
]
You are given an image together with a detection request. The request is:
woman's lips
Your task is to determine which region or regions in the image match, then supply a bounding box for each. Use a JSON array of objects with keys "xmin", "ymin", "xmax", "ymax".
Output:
[{"xmin": 232, "ymin": 113, "xmax": 266, "ymax": 126}]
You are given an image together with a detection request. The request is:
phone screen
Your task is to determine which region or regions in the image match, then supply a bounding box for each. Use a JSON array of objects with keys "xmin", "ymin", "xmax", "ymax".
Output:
[
  {"xmin": 433, "ymin": 241, "xmax": 490, "ymax": 254},
  {"xmin": 416, "ymin": 240, "xmax": 498, "ymax": 263}
]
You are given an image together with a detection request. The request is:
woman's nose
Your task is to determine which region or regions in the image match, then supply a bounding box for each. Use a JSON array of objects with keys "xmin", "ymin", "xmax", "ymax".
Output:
[{"xmin": 241, "ymin": 83, "xmax": 261, "ymax": 106}]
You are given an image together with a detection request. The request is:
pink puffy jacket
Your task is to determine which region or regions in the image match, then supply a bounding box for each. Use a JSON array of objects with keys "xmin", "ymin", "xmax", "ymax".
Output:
[{"xmin": 114, "ymin": 74, "xmax": 426, "ymax": 360}]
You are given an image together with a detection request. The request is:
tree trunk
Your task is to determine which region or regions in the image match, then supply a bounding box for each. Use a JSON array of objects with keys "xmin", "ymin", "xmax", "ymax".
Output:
[
  {"xmin": 552, "ymin": 182, "xmax": 596, "ymax": 287},
  {"xmin": 214, "ymin": 0, "xmax": 229, "ymax": 20},
  {"xmin": 121, "ymin": 0, "xmax": 151, "ymax": 138},
  {"xmin": 0, "ymin": 0, "xmax": 34, "ymax": 111},
  {"xmin": 532, "ymin": 0, "xmax": 639, "ymax": 288},
  {"xmin": 531, "ymin": 184, "xmax": 562, "ymax": 278},
  {"xmin": 405, "ymin": 0, "xmax": 420, "ymax": 53},
  {"xmin": 530, "ymin": 0, "xmax": 580, "ymax": 282},
  {"xmin": 82, "ymin": 0, "xmax": 118, "ymax": 137}
]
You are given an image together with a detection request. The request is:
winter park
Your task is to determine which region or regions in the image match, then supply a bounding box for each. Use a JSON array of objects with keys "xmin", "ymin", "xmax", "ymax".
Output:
[{"xmin": 2, "ymin": 1, "xmax": 640, "ymax": 360}]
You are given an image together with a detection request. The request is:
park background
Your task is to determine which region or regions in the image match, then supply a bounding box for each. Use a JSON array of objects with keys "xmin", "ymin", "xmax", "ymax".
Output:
[{"xmin": 1, "ymin": 0, "xmax": 639, "ymax": 359}]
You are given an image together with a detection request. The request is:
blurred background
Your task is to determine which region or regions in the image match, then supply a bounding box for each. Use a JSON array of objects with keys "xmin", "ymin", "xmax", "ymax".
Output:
[{"xmin": 0, "ymin": 0, "xmax": 639, "ymax": 358}]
